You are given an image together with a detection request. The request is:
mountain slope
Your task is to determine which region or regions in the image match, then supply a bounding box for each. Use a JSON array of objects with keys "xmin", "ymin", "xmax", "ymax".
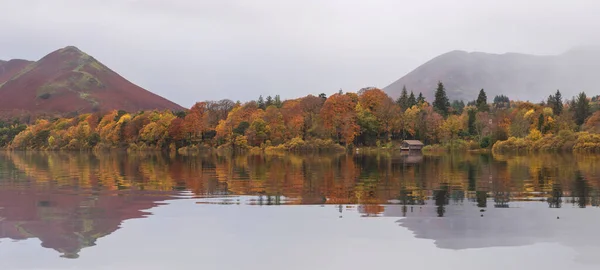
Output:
[
  {"xmin": 384, "ymin": 48, "xmax": 600, "ymax": 102},
  {"xmin": 0, "ymin": 46, "xmax": 184, "ymax": 114},
  {"xmin": 0, "ymin": 59, "xmax": 34, "ymax": 84}
]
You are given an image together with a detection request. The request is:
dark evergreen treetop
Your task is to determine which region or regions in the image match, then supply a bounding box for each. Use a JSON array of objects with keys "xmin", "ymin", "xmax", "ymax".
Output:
[
  {"xmin": 547, "ymin": 89, "xmax": 563, "ymax": 115},
  {"xmin": 396, "ymin": 85, "xmax": 409, "ymax": 110},
  {"xmin": 265, "ymin": 95, "xmax": 273, "ymax": 107},
  {"xmin": 493, "ymin": 95, "xmax": 510, "ymax": 109},
  {"xmin": 408, "ymin": 91, "xmax": 417, "ymax": 108},
  {"xmin": 476, "ymin": 89, "xmax": 490, "ymax": 112},
  {"xmin": 417, "ymin": 92, "xmax": 426, "ymax": 105},
  {"xmin": 433, "ymin": 81, "xmax": 450, "ymax": 117},
  {"xmin": 572, "ymin": 92, "xmax": 591, "ymax": 126},
  {"xmin": 257, "ymin": 95, "xmax": 265, "ymax": 110}
]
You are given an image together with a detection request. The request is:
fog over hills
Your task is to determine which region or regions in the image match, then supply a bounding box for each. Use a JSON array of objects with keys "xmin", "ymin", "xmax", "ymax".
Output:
[{"xmin": 384, "ymin": 47, "xmax": 600, "ymax": 102}]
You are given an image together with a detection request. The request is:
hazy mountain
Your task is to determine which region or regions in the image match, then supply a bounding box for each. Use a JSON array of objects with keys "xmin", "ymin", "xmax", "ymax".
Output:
[
  {"xmin": 0, "ymin": 46, "xmax": 184, "ymax": 114},
  {"xmin": 384, "ymin": 48, "xmax": 600, "ymax": 102}
]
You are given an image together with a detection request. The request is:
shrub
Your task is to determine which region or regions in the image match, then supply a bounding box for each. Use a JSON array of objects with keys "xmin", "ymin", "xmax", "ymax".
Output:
[
  {"xmin": 480, "ymin": 136, "xmax": 492, "ymax": 149},
  {"xmin": 492, "ymin": 137, "xmax": 528, "ymax": 153},
  {"xmin": 574, "ymin": 132, "xmax": 600, "ymax": 153}
]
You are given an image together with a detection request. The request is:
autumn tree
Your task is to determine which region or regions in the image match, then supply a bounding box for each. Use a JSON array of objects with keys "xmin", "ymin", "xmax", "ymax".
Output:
[
  {"xmin": 419, "ymin": 106, "xmax": 444, "ymax": 144},
  {"xmin": 206, "ymin": 99, "xmax": 235, "ymax": 129},
  {"xmin": 263, "ymin": 106, "xmax": 286, "ymax": 144},
  {"xmin": 280, "ymin": 99, "xmax": 304, "ymax": 140},
  {"xmin": 433, "ymin": 81, "xmax": 450, "ymax": 117},
  {"xmin": 583, "ymin": 111, "xmax": 600, "ymax": 133},
  {"xmin": 509, "ymin": 110, "xmax": 529, "ymax": 138},
  {"xmin": 356, "ymin": 103, "xmax": 380, "ymax": 145},
  {"xmin": 320, "ymin": 93, "xmax": 359, "ymax": 145},
  {"xmin": 402, "ymin": 105, "xmax": 420, "ymax": 139},
  {"xmin": 441, "ymin": 114, "xmax": 464, "ymax": 144},
  {"xmin": 168, "ymin": 117, "xmax": 186, "ymax": 145},
  {"xmin": 246, "ymin": 118, "xmax": 270, "ymax": 146},
  {"xmin": 299, "ymin": 95, "xmax": 325, "ymax": 139},
  {"xmin": 183, "ymin": 102, "xmax": 208, "ymax": 143},
  {"xmin": 215, "ymin": 102, "xmax": 261, "ymax": 146},
  {"xmin": 475, "ymin": 111, "xmax": 492, "ymax": 143},
  {"xmin": 358, "ymin": 88, "xmax": 398, "ymax": 141},
  {"xmin": 139, "ymin": 111, "xmax": 176, "ymax": 147}
]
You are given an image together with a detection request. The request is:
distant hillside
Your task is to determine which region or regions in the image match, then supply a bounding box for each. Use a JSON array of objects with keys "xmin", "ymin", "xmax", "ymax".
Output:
[
  {"xmin": 0, "ymin": 46, "xmax": 184, "ymax": 114},
  {"xmin": 384, "ymin": 48, "xmax": 600, "ymax": 102}
]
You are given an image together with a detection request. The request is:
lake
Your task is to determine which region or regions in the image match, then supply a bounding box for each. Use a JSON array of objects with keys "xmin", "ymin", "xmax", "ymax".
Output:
[{"xmin": 0, "ymin": 151, "xmax": 599, "ymax": 270}]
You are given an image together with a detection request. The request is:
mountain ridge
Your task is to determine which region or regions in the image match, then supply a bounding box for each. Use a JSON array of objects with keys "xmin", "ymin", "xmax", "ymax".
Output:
[{"xmin": 384, "ymin": 48, "xmax": 600, "ymax": 102}]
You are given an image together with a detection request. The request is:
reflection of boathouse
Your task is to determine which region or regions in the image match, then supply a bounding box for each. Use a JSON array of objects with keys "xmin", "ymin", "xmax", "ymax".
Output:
[{"xmin": 399, "ymin": 152, "xmax": 424, "ymax": 164}]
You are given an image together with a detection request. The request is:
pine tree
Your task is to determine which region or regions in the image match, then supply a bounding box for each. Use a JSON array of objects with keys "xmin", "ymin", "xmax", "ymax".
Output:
[
  {"xmin": 572, "ymin": 92, "xmax": 591, "ymax": 126},
  {"xmin": 396, "ymin": 85, "xmax": 409, "ymax": 110},
  {"xmin": 257, "ymin": 95, "xmax": 265, "ymax": 110},
  {"xmin": 493, "ymin": 95, "xmax": 510, "ymax": 109},
  {"xmin": 451, "ymin": 100, "xmax": 465, "ymax": 115},
  {"xmin": 476, "ymin": 89, "xmax": 489, "ymax": 112},
  {"xmin": 265, "ymin": 96, "xmax": 273, "ymax": 107},
  {"xmin": 417, "ymin": 92, "xmax": 425, "ymax": 105},
  {"xmin": 274, "ymin": 95, "xmax": 282, "ymax": 108},
  {"xmin": 433, "ymin": 81, "xmax": 450, "ymax": 117},
  {"xmin": 408, "ymin": 91, "xmax": 417, "ymax": 108},
  {"xmin": 553, "ymin": 90, "xmax": 563, "ymax": 115}
]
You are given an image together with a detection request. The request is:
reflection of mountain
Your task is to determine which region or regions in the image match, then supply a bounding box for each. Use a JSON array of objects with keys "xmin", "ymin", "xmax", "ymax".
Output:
[
  {"xmin": 0, "ymin": 152, "xmax": 175, "ymax": 258},
  {"xmin": 385, "ymin": 202, "xmax": 600, "ymax": 264},
  {"xmin": 0, "ymin": 189, "xmax": 168, "ymax": 258}
]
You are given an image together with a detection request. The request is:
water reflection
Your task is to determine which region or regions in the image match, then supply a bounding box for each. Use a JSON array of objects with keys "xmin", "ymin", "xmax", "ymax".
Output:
[{"xmin": 0, "ymin": 151, "xmax": 599, "ymax": 259}]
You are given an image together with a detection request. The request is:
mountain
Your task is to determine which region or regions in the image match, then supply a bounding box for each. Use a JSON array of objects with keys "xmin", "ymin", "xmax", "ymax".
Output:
[
  {"xmin": 384, "ymin": 48, "xmax": 600, "ymax": 102},
  {"xmin": 0, "ymin": 59, "xmax": 34, "ymax": 84},
  {"xmin": 0, "ymin": 46, "xmax": 184, "ymax": 114}
]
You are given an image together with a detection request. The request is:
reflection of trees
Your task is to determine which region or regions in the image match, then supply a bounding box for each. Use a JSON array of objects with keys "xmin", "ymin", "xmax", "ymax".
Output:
[
  {"xmin": 476, "ymin": 191, "xmax": 487, "ymax": 208},
  {"xmin": 572, "ymin": 171, "xmax": 589, "ymax": 208},
  {"xmin": 434, "ymin": 184, "xmax": 450, "ymax": 217},
  {"xmin": 493, "ymin": 191, "xmax": 510, "ymax": 208},
  {"xmin": 548, "ymin": 183, "xmax": 563, "ymax": 208}
]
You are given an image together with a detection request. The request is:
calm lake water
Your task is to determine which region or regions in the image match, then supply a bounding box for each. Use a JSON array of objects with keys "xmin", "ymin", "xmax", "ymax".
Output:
[{"xmin": 0, "ymin": 151, "xmax": 599, "ymax": 269}]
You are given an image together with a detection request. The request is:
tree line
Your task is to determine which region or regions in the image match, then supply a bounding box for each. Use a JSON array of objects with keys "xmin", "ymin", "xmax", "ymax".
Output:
[{"xmin": 2, "ymin": 82, "xmax": 600, "ymax": 152}]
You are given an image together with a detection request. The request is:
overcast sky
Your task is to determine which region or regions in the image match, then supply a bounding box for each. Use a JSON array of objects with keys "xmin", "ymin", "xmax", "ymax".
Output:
[{"xmin": 1, "ymin": 0, "xmax": 599, "ymax": 107}]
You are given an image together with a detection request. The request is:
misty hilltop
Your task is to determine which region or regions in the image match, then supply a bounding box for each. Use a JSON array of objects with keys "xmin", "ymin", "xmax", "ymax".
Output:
[
  {"xmin": 384, "ymin": 47, "xmax": 600, "ymax": 102},
  {"xmin": 0, "ymin": 46, "xmax": 183, "ymax": 115}
]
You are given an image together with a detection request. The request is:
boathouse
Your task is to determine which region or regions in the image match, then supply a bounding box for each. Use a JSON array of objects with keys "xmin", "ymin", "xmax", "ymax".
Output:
[{"xmin": 401, "ymin": 140, "xmax": 424, "ymax": 151}]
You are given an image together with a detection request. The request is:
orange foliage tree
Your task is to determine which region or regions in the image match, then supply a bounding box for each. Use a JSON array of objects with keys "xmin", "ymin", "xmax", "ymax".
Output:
[{"xmin": 320, "ymin": 93, "xmax": 359, "ymax": 145}]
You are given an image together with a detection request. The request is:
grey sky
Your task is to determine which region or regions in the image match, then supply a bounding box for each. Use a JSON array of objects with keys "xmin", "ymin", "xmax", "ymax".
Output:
[{"xmin": 1, "ymin": 0, "xmax": 599, "ymax": 108}]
